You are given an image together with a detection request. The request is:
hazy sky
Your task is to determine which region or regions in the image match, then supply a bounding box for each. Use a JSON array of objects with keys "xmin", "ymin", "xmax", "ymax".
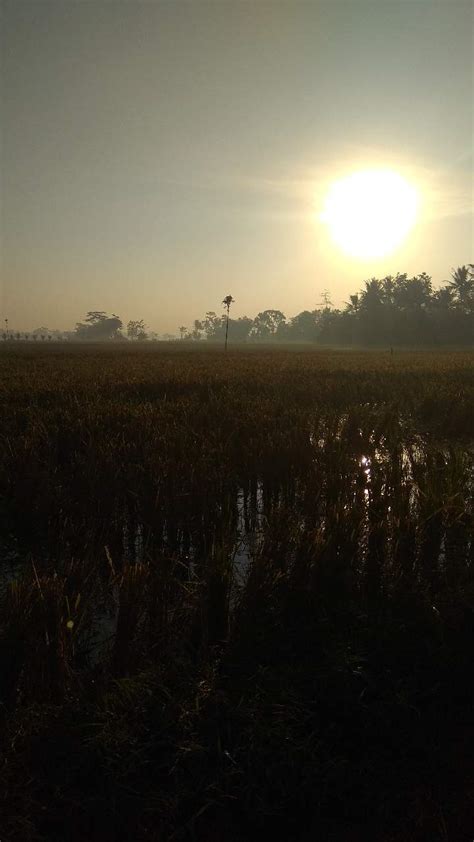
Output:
[{"xmin": 1, "ymin": 0, "xmax": 472, "ymax": 333}]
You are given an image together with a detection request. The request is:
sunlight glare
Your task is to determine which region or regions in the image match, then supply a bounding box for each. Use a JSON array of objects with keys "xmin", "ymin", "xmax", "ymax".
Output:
[{"xmin": 320, "ymin": 170, "xmax": 419, "ymax": 259}]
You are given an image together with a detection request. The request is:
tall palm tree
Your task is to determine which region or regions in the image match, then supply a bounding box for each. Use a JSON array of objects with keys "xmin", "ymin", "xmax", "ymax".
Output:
[
  {"xmin": 361, "ymin": 278, "xmax": 383, "ymax": 309},
  {"xmin": 345, "ymin": 294, "xmax": 360, "ymax": 314},
  {"xmin": 179, "ymin": 326, "xmax": 187, "ymax": 340},
  {"xmin": 448, "ymin": 265, "xmax": 474, "ymax": 311},
  {"xmin": 222, "ymin": 295, "xmax": 235, "ymax": 351}
]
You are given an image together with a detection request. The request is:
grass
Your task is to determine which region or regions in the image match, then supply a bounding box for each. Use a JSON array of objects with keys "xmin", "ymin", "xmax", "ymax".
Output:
[{"xmin": 0, "ymin": 343, "xmax": 473, "ymax": 841}]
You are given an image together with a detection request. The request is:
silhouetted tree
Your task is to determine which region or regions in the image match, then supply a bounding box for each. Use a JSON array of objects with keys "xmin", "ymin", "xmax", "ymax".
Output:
[
  {"xmin": 191, "ymin": 320, "xmax": 203, "ymax": 341},
  {"xmin": 222, "ymin": 295, "xmax": 235, "ymax": 350},
  {"xmin": 75, "ymin": 313, "xmax": 123, "ymax": 341},
  {"xmin": 250, "ymin": 309, "xmax": 286, "ymax": 341},
  {"xmin": 286, "ymin": 310, "xmax": 318, "ymax": 341},
  {"xmin": 361, "ymin": 278, "xmax": 383, "ymax": 309},
  {"xmin": 202, "ymin": 312, "xmax": 224, "ymax": 341},
  {"xmin": 230, "ymin": 316, "xmax": 253, "ymax": 342},
  {"xmin": 448, "ymin": 265, "xmax": 474, "ymax": 312},
  {"xmin": 433, "ymin": 287, "xmax": 453, "ymax": 309},
  {"xmin": 127, "ymin": 319, "xmax": 147, "ymax": 341},
  {"xmin": 85, "ymin": 311, "xmax": 107, "ymax": 324},
  {"xmin": 137, "ymin": 266, "xmax": 474, "ymax": 349},
  {"xmin": 345, "ymin": 294, "xmax": 360, "ymax": 313}
]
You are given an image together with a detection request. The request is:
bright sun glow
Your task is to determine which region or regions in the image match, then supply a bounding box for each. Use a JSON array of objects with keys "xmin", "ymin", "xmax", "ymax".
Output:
[{"xmin": 320, "ymin": 169, "xmax": 419, "ymax": 259}]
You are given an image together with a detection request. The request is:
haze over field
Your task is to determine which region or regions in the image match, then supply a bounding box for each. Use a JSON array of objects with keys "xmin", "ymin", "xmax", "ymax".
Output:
[
  {"xmin": 1, "ymin": 0, "xmax": 472, "ymax": 333},
  {"xmin": 1, "ymin": 4, "xmax": 474, "ymax": 837}
]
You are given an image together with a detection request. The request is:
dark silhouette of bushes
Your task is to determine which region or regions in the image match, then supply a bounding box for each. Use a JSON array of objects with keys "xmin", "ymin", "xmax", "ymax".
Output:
[{"xmin": 194, "ymin": 266, "xmax": 474, "ymax": 346}]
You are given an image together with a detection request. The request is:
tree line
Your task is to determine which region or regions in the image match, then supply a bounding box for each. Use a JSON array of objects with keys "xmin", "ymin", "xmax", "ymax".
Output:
[
  {"xmin": 184, "ymin": 266, "xmax": 473, "ymax": 346},
  {"xmin": 2, "ymin": 315, "xmax": 155, "ymax": 344},
  {"xmin": 3, "ymin": 266, "xmax": 473, "ymax": 346}
]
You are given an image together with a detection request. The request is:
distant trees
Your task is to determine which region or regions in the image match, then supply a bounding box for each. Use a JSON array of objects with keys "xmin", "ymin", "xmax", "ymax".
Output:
[
  {"xmin": 287, "ymin": 310, "xmax": 318, "ymax": 341},
  {"xmin": 31, "ymin": 327, "xmax": 50, "ymax": 342},
  {"xmin": 0, "ymin": 327, "xmax": 67, "ymax": 342},
  {"xmin": 250, "ymin": 309, "xmax": 286, "ymax": 341},
  {"xmin": 127, "ymin": 319, "xmax": 147, "ymax": 341},
  {"xmin": 75, "ymin": 312, "xmax": 123, "ymax": 341},
  {"xmin": 346, "ymin": 295, "xmax": 360, "ymax": 314},
  {"xmin": 448, "ymin": 265, "xmax": 474, "ymax": 311},
  {"xmin": 191, "ymin": 320, "xmax": 203, "ymax": 341},
  {"xmin": 199, "ymin": 312, "xmax": 252, "ymax": 342},
  {"xmin": 229, "ymin": 316, "xmax": 253, "ymax": 342},
  {"xmin": 11, "ymin": 266, "xmax": 473, "ymax": 348},
  {"xmin": 338, "ymin": 268, "xmax": 472, "ymax": 346},
  {"xmin": 184, "ymin": 266, "xmax": 473, "ymax": 346},
  {"xmin": 202, "ymin": 312, "xmax": 224, "ymax": 340}
]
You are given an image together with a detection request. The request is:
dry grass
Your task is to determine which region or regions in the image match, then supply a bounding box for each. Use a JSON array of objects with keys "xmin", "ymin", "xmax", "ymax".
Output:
[{"xmin": 0, "ymin": 343, "xmax": 473, "ymax": 841}]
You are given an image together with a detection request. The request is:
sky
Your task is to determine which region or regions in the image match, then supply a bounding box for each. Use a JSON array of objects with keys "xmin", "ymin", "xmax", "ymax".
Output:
[{"xmin": 1, "ymin": 0, "xmax": 472, "ymax": 334}]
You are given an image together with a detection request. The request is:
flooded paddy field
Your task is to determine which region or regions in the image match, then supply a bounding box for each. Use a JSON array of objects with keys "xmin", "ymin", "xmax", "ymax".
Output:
[{"xmin": 0, "ymin": 344, "xmax": 473, "ymax": 841}]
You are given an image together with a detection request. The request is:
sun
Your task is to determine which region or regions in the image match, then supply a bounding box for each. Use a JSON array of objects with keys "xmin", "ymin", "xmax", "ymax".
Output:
[{"xmin": 320, "ymin": 169, "xmax": 419, "ymax": 259}]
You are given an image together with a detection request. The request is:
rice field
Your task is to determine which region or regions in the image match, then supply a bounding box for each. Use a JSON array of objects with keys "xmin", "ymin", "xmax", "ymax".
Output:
[{"xmin": 0, "ymin": 343, "xmax": 473, "ymax": 841}]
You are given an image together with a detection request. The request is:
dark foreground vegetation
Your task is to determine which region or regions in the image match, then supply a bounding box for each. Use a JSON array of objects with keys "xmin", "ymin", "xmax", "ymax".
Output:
[{"xmin": 0, "ymin": 343, "xmax": 473, "ymax": 841}]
